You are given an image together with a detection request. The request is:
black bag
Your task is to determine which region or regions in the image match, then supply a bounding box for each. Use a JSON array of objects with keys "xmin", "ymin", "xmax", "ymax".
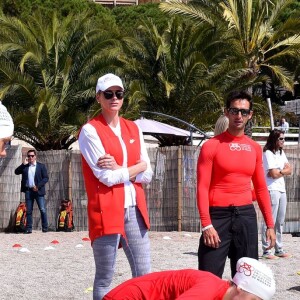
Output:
[
  {"xmin": 15, "ymin": 202, "xmax": 27, "ymax": 233},
  {"xmin": 56, "ymin": 199, "xmax": 75, "ymax": 232}
]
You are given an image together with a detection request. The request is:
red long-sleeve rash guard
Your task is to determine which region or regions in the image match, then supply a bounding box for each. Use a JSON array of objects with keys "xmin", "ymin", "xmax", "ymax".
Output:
[
  {"xmin": 104, "ymin": 269, "xmax": 230, "ymax": 300},
  {"xmin": 197, "ymin": 131, "xmax": 274, "ymax": 228}
]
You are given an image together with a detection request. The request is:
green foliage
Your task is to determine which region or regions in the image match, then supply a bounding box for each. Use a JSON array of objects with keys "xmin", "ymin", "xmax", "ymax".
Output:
[
  {"xmin": 274, "ymin": 0, "xmax": 300, "ymax": 27},
  {"xmin": 0, "ymin": 10, "xmax": 122, "ymax": 150},
  {"xmin": 111, "ymin": 3, "xmax": 169, "ymax": 32},
  {"xmin": 161, "ymin": 0, "xmax": 300, "ymax": 90},
  {"xmin": 0, "ymin": 0, "xmax": 299, "ymax": 141},
  {"xmin": 119, "ymin": 17, "xmax": 237, "ymax": 130},
  {"xmin": 0, "ymin": 0, "xmax": 116, "ymax": 29},
  {"xmin": 160, "ymin": 0, "xmax": 300, "ymax": 127}
]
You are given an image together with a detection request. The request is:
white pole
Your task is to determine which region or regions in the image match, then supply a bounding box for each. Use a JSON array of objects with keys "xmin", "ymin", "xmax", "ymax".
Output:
[
  {"xmin": 266, "ymin": 98, "xmax": 274, "ymax": 130},
  {"xmin": 297, "ymin": 103, "xmax": 300, "ymax": 144}
]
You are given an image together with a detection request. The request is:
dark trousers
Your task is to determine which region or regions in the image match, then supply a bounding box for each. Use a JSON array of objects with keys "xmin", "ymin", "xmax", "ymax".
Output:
[
  {"xmin": 25, "ymin": 190, "xmax": 48, "ymax": 231},
  {"xmin": 198, "ymin": 204, "xmax": 258, "ymax": 278}
]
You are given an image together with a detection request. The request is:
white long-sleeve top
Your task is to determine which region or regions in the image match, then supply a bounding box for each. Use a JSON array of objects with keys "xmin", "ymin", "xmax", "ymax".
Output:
[
  {"xmin": 78, "ymin": 120, "xmax": 153, "ymax": 208},
  {"xmin": 263, "ymin": 149, "xmax": 288, "ymax": 193}
]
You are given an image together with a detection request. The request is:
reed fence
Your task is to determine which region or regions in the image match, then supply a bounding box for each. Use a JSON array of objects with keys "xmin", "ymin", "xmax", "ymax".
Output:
[{"xmin": 0, "ymin": 145, "xmax": 299, "ymax": 233}]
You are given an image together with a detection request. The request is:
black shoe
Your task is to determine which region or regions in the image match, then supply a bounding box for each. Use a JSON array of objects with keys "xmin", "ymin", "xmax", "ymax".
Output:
[
  {"xmin": 24, "ymin": 230, "xmax": 32, "ymax": 234},
  {"xmin": 42, "ymin": 229, "xmax": 48, "ymax": 233}
]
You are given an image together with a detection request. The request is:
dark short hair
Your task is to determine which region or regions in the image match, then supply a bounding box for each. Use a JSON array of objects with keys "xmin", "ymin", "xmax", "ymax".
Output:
[
  {"xmin": 27, "ymin": 149, "xmax": 36, "ymax": 156},
  {"xmin": 263, "ymin": 129, "xmax": 284, "ymax": 154},
  {"xmin": 226, "ymin": 91, "xmax": 253, "ymax": 110}
]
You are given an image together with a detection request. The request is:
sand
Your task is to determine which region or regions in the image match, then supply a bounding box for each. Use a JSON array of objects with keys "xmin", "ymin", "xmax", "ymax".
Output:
[{"xmin": 0, "ymin": 231, "xmax": 299, "ymax": 300}]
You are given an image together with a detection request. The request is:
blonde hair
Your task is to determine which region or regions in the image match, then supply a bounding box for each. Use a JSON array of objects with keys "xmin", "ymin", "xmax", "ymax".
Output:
[{"xmin": 214, "ymin": 115, "xmax": 229, "ymax": 136}]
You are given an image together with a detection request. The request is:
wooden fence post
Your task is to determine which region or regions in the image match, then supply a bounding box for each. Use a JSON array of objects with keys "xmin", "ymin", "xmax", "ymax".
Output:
[
  {"xmin": 68, "ymin": 152, "xmax": 72, "ymax": 200},
  {"xmin": 178, "ymin": 146, "xmax": 182, "ymax": 231}
]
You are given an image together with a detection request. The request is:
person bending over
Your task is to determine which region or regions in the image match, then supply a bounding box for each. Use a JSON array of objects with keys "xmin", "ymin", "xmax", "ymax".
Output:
[{"xmin": 104, "ymin": 257, "xmax": 275, "ymax": 300}]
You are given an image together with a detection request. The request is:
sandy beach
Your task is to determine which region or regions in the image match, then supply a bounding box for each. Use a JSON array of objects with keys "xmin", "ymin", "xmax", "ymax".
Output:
[{"xmin": 0, "ymin": 231, "xmax": 299, "ymax": 300}]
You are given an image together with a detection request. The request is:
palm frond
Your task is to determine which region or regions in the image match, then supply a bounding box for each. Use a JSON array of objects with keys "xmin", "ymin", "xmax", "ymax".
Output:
[{"xmin": 160, "ymin": 0, "xmax": 215, "ymax": 26}]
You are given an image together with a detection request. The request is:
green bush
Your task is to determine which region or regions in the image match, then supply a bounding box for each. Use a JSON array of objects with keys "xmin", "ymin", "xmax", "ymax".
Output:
[
  {"xmin": 112, "ymin": 3, "xmax": 169, "ymax": 32},
  {"xmin": 0, "ymin": 0, "xmax": 116, "ymax": 28}
]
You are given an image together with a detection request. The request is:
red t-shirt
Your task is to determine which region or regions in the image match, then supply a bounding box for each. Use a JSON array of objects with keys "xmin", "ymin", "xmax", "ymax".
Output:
[
  {"xmin": 103, "ymin": 269, "xmax": 230, "ymax": 300},
  {"xmin": 197, "ymin": 131, "xmax": 273, "ymax": 228}
]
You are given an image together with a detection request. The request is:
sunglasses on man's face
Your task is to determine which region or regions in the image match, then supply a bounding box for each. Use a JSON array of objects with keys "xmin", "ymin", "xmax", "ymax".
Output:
[
  {"xmin": 27, "ymin": 155, "xmax": 35, "ymax": 158},
  {"xmin": 102, "ymin": 90, "xmax": 124, "ymax": 100},
  {"xmin": 228, "ymin": 107, "xmax": 251, "ymax": 116}
]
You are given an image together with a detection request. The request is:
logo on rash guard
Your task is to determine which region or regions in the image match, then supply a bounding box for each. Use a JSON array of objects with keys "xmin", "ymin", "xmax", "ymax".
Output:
[{"xmin": 229, "ymin": 143, "xmax": 251, "ymax": 151}]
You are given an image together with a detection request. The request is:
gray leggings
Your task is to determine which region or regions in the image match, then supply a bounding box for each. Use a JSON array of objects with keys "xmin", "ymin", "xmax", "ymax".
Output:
[
  {"xmin": 261, "ymin": 190, "xmax": 287, "ymax": 253},
  {"xmin": 92, "ymin": 206, "xmax": 151, "ymax": 300}
]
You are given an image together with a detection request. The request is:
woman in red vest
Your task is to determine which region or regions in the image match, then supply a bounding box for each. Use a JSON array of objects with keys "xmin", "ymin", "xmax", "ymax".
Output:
[{"xmin": 78, "ymin": 73, "xmax": 153, "ymax": 300}]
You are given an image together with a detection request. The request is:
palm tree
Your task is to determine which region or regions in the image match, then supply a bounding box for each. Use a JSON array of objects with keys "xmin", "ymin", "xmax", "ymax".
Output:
[
  {"xmin": 119, "ymin": 17, "xmax": 240, "ymax": 131},
  {"xmin": 160, "ymin": 0, "xmax": 300, "ymax": 133},
  {"xmin": 0, "ymin": 11, "xmax": 121, "ymax": 150},
  {"xmin": 161, "ymin": 0, "xmax": 300, "ymax": 87}
]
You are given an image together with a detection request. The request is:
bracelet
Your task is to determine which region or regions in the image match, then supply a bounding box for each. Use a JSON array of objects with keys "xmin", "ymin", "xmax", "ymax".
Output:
[
  {"xmin": 202, "ymin": 224, "xmax": 213, "ymax": 231},
  {"xmin": 280, "ymin": 170, "xmax": 284, "ymax": 176}
]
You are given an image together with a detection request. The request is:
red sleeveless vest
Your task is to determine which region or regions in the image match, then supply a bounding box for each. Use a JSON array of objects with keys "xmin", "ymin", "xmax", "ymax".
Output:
[{"xmin": 81, "ymin": 114, "xmax": 150, "ymax": 243}]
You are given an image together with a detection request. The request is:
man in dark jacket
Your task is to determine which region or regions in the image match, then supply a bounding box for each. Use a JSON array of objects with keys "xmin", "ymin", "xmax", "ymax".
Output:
[{"xmin": 15, "ymin": 149, "xmax": 49, "ymax": 233}]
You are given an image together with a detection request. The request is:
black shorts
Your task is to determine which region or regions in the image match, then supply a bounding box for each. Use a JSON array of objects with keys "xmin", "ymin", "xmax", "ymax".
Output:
[{"xmin": 198, "ymin": 204, "xmax": 258, "ymax": 278}]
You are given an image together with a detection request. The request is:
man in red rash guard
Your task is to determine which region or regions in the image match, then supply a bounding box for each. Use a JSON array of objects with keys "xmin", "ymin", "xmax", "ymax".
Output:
[
  {"xmin": 104, "ymin": 257, "xmax": 276, "ymax": 300},
  {"xmin": 197, "ymin": 90, "xmax": 276, "ymax": 278}
]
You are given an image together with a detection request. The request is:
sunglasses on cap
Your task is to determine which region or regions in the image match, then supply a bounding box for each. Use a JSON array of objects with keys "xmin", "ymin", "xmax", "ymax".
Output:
[
  {"xmin": 102, "ymin": 90, "xmax": 124, "ymax": 100},
  {"xmin": 228, "ymin": 107, "xmax": 251, "ymax": 116}
]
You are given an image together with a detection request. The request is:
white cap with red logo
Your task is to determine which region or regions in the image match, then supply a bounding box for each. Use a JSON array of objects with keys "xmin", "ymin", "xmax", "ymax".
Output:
[{"xmin": 232, "ymin": 257, "xmax": 276, "ymax": 300}]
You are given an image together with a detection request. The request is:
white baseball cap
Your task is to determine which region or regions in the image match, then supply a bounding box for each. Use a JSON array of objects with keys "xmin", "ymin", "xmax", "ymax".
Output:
[
  {"xmin": 0, "ymin": 101, "xmax": 14, "ymax": 139},
  {"xmin": 233, "ymin": 257, "xmax": 276, "ymax": 300},
  {"xmin": 96, "ymin": 73, "xmax": 124, "ymax": 93}
]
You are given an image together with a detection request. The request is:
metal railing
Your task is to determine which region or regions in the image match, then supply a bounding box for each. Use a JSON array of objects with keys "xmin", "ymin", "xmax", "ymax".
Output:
[{"xmin": 252, "ymin": 127, "xmax": 299, "ymax": 145}]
